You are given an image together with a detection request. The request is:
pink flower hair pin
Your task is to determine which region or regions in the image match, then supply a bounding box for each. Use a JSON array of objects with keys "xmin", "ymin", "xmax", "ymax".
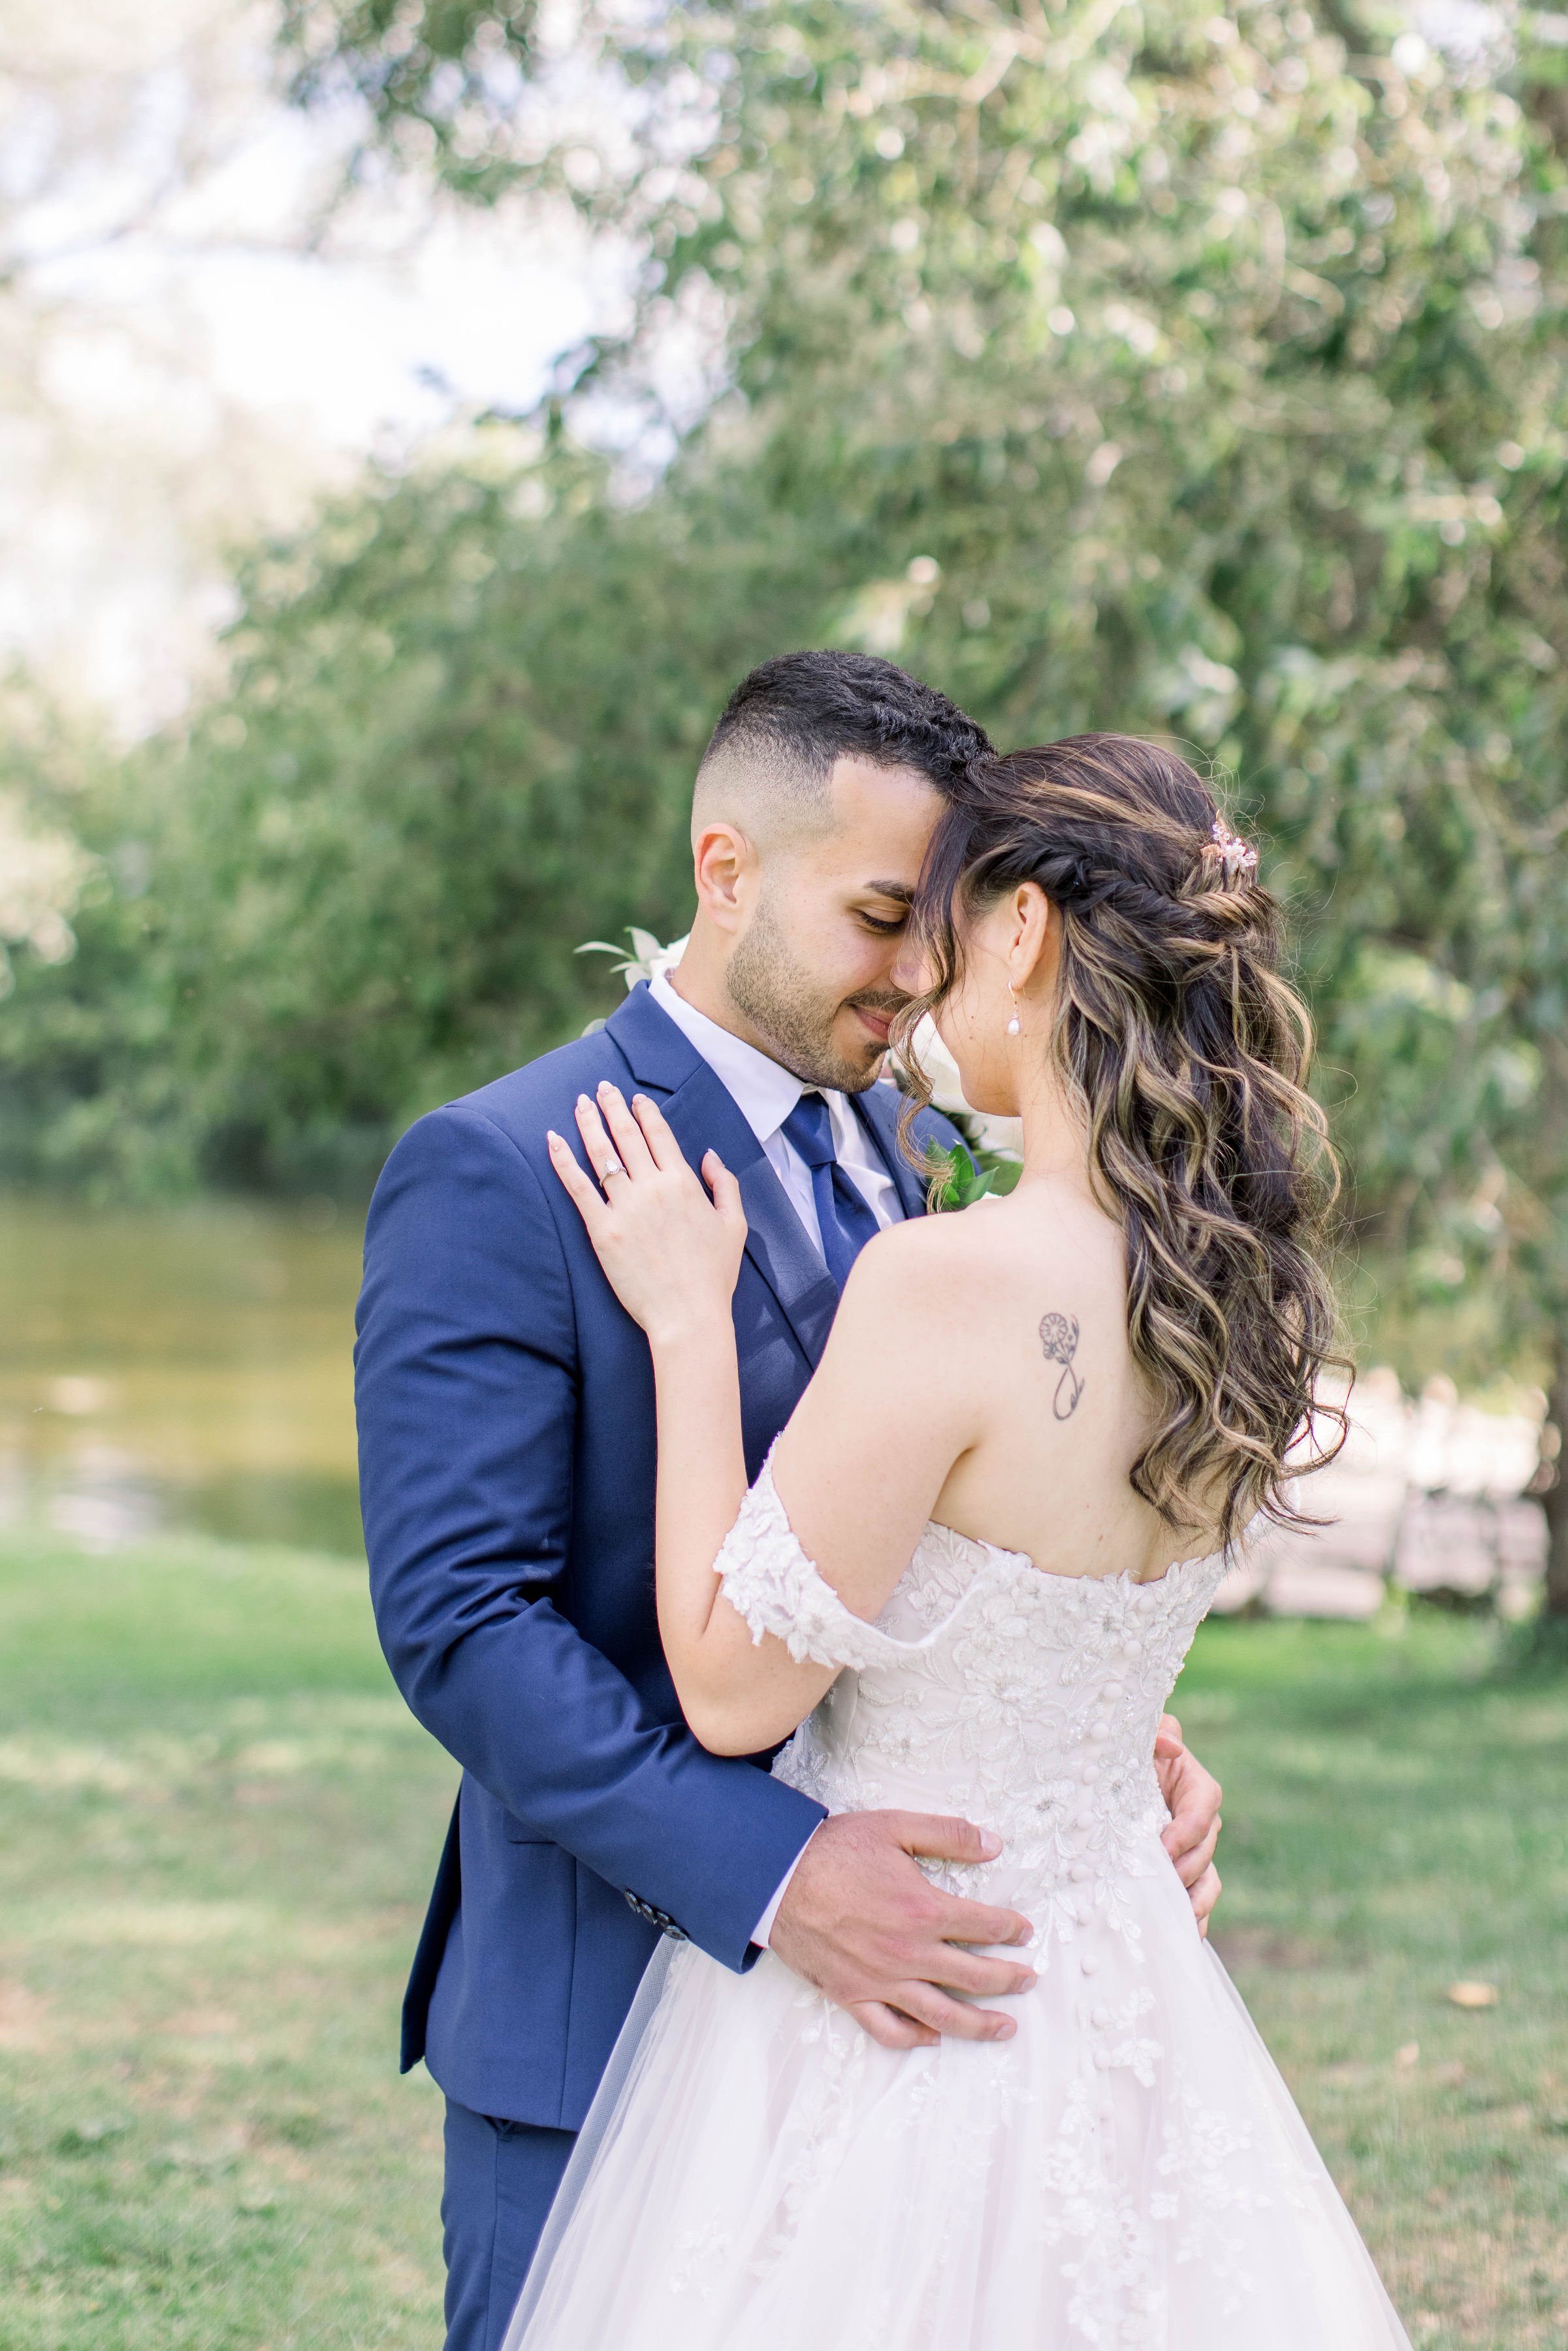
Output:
[{"xmin": 1208, "ymin": 814, "xmax": 1258, "ymax": 885}]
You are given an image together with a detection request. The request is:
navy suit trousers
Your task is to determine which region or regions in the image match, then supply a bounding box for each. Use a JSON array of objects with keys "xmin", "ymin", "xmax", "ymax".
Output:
[{"xmin": 442, "ymin": 2100, "xmax": 575, "ymax": 2351}]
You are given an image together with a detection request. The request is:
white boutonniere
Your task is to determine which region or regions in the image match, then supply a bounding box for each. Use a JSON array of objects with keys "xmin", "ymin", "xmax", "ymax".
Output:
[{"xmin": 577, "ymin": 929, "xmax": 687, "ymax": 1027}]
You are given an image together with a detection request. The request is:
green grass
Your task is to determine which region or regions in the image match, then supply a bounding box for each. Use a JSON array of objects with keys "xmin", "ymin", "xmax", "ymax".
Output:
[
  {"xmin": 1183, "ymin": 1609, "xmax": 1568, "ymax": 2350},
  {"xmin": 0, "ymin": 1529, "xmax": 455, "ymax": 2349},
  {"xmin": 0, "ymin": 1537, "xmax": 1564, "ymax": 2348}
]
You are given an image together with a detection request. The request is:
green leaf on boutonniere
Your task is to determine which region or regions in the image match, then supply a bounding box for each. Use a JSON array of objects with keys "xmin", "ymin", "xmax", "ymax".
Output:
[{"xmin": 925, "ymin": 1142, "xmax": 1024, "ymax": 1212}]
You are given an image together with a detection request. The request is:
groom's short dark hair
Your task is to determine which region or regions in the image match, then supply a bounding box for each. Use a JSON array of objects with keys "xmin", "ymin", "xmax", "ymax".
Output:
[{"xmin": 694, "ymin": 651, "xmax": 991, "ymax": 838}]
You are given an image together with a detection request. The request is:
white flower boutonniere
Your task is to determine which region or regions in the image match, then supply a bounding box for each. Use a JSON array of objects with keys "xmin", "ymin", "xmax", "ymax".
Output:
[{"xmin": 577, "ymin": 929, "xmax": 688, "ymax": 1030}]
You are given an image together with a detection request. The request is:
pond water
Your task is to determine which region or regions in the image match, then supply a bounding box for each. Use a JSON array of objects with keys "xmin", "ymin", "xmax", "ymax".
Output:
[
  {"xmin": 2, "ymin": 1193, "xmax": 1550, "ymax": 1610},
  {"xmin": 0, "ymin": 1193, "xmax": 365, "ymax": 1556}
]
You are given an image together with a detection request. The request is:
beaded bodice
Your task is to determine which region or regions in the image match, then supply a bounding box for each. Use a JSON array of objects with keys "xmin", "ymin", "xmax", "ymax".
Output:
[{"xmin": 716, "ymin": 1459, "xmax": 1230, "ymax": 1955}]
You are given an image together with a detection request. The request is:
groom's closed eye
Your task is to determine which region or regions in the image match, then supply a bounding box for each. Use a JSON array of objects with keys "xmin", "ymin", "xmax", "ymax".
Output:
[
  {"xmin": 853, "ymin": 885, "xmax": 914, "ymax": 936},
  {"xmin": 850, "ymin": 879, "xmax": 914, "ymax": 937}
]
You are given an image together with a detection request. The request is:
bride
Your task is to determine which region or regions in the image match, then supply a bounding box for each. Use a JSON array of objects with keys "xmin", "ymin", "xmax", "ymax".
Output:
[{"xmin": 524, "ymin": 733, "xmax": 1411, "ymax": 2348}]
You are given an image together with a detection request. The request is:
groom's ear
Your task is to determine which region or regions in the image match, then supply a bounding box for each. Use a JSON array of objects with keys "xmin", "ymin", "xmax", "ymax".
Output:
[{"xmin": 692, "ymin": 821, "xmax": 760, "ymax": 933}]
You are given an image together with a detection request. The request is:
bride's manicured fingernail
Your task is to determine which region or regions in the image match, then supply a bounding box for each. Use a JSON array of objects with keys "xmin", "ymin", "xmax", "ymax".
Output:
[
  {"xmin": 547, "ymin": 1131, "xmax": 562, "ymax": 1146},
  {"xmin": 979, "ymin": 1829, "xmax": 1002, "ymax": 1859}
]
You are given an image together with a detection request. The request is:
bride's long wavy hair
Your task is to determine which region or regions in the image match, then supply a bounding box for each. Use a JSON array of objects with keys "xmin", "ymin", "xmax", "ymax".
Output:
[{"xmin": 898, "ymin": 733, "xmax": 1347, "ymax": 1549}]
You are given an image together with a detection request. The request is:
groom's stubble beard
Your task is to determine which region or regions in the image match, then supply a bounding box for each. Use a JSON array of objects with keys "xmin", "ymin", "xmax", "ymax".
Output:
[{"xmin": 725, "ymin": 888, "xmax": 908, "ymax": 1094}]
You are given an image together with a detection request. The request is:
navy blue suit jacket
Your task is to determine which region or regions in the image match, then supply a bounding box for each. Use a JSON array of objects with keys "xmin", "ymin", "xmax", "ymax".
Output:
[{"xmin": 356, "ymin": 982, "xmax": 961, "ymax": 2128}]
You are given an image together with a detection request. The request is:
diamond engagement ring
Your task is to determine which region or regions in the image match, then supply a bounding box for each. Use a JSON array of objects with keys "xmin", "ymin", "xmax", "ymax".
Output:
[{"xmin": 601, "ymin": 1158, "xmax": 627, "ymax": 1182}]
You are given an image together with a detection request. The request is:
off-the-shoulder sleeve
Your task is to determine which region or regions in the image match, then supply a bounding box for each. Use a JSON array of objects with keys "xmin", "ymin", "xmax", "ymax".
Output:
[{"xmin": 714, "ymin": 1453, "xmax": 914, "ymax": 1674}]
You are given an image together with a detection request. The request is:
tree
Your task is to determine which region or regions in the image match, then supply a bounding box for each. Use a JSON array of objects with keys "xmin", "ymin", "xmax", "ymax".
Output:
[
  {"xmin": 10, "ymin": 2, "xmax": 1568, "ymax": 1598},
  {"xmin": 0, "ymin": 434, "xmax": 865, "ymax": 1188},
  {"xmin": 277, "ymin": 0, "xmax": 1568, "ymax": 1598}
]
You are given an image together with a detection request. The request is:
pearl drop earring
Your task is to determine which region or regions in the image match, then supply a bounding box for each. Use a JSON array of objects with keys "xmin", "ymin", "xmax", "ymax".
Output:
[{"xmin": 1006, "ymin": 984, "xmax": 1021, "ymax": 1038}]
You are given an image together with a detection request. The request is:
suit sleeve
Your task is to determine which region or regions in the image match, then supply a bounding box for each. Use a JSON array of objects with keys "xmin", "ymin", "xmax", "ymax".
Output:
[{"xmin": 355, "ymin": 1102, "xmax": 824, "ymax": 1973}]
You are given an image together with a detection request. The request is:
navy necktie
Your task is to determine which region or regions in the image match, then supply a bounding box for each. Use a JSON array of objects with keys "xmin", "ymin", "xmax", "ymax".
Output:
[{"xmin": 780, "ymin": 1092, "xmax": 882, "ymax": 1290}]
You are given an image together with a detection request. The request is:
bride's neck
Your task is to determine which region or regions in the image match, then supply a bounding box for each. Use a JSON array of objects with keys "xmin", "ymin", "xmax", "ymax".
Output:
[{"xmin": 1013, "ymin": 1055, "xmax": 1097, "ymax": 1199}]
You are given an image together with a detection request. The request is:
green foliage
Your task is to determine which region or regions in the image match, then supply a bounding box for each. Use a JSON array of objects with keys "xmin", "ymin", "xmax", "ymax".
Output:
[
  {"xmin": 1, "ymin": 445, "xmax": 853, "ymax": 1189},
  {"xmin": 925, "ymin": 1125, "xmax": 1025, "ymax": 1213},
  {"xmin": 6, "ymin": 1, "xmax": 1567, "ymax": 1417},
  {"xmin": 261, "ymin": 0, "xmax": 1568, "ymax": 1345},
  {"xmin": 280, "ymin": 1, "xmax": 549, "ymax": 206}
]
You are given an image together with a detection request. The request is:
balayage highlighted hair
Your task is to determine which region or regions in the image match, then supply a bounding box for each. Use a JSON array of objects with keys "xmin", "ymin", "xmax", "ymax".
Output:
[{"xmin": 900, "ymin": 733, "xmax": 1347, "ymax": 1550}]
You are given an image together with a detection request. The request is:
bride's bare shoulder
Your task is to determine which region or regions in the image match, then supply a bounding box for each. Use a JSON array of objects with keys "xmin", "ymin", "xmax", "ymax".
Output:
[
  {"xmin": 843, "ymin": 1185, "xmax": 1113, "ymax": 1314},
  {"xmin": 846, "ymin": 1194, "xmax": 1091, "ymax": 1288},
  {"xmin": 843, "ymin": 1200, "xmax": 993, "ymax": 1287}
]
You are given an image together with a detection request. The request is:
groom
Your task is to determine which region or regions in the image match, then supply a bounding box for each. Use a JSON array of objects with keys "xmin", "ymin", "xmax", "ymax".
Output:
[{"xmin": 355, "ymin": 650, "xmax": 1225, "ymax": 2351}]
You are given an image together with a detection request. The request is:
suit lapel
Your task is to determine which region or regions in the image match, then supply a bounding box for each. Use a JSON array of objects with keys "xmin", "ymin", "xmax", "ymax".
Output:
[{"xmin": 607, "ymin": 987, "xmax": 840, "ymax": 1368}]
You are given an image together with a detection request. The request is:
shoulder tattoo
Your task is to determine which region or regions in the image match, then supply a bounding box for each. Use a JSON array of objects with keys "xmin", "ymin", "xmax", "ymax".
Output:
[{"xmin": 1038, "ymin": 1311, "xmax": 1085, "ymax": 1421}]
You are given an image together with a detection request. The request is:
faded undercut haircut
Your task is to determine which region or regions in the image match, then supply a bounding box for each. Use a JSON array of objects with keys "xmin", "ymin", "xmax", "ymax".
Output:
[{"xmin": 693, "ymin": 650, "xmax": 993, "ymax": 845}]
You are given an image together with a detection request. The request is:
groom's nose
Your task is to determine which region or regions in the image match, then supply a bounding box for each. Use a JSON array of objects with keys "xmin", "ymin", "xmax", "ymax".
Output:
[{"xmin": 889, "ymin": 936, "xmax": 935, "ymax": 997}]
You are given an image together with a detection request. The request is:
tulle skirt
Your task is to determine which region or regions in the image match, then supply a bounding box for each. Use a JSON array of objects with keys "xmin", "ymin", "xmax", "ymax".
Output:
[{"xmin": 503, "ymin": 1839, "xmax": 1409, "ymax": 2350}]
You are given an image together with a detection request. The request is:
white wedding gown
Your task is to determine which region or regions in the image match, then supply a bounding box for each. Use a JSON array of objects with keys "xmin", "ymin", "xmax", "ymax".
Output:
[{"xmin": 504, "ymin": 1461, "xmax": 1411, "ymax": 2350}]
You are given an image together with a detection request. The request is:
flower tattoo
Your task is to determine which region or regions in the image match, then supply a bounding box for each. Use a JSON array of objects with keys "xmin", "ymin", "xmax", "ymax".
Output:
[{"xmin": 1038, "ymin": 1311, "xmax": 1085, "ymax": 1421}]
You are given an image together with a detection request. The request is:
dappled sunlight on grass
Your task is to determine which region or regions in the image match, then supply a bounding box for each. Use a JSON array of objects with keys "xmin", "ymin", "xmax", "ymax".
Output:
[
  {"xmin": 1186, "ymin": 1615, "xmax": 1568, "ymax": 2350},
  {"xmin": 1, "ymin": 1535, "xmax": 1563, "ymax": 2345},
  {"xmin": 0, "ymin": 1527, "xmax": 453, "ymax": 2349}
]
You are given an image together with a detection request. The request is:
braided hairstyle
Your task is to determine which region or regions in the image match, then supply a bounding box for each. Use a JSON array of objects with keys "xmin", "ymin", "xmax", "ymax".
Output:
[{"xmin": 899, "ymin": 733, "xmax": 1346, "ymax": 1549}]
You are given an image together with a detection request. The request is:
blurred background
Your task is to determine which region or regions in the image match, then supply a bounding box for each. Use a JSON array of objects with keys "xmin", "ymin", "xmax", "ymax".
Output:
[{"xmin": 2, "ymin": 4, "xmax": 1567, "ymax": 2346}]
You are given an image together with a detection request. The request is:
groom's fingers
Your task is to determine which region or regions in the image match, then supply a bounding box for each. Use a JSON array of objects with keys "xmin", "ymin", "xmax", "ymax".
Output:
[
  {"xmin": 895, "ymin": 1810, "xmax": 1002, "ymax": 1867},
  {"xmin": 848, "ymin": 2001, "xmax": 939, "ymax": 2052},
  {"xmin": 1160, "ymin": 1748, "xmax": 1223, "ymax": 1872},
  {"xmin": 926, "ymin": 1891, "xmax": 1034, "ymax": 1950},
  {"xmin": 889, "ymin": 1812, "xmax": 1032, "ymax": 1951},
  {"xmin": 1170, "ymin": 1814, "xmax": 1221, "ymax": 1891},
  {"xmin": 1189, "ymin": 1863, "xmax": 1221, "ymax": 1936},
  {"xmin": 887, "ymin": 1981, "xmax": 1019, "ymax": 2043},
  {"xmin": 921, "ymin": 1943, "xmax": 1037, "ymax": 2001}
]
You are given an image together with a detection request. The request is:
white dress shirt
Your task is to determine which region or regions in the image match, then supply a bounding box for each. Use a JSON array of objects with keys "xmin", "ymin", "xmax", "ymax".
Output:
[{"xmin": 648, "ymin": 968, "xmax": 904, "ymax": 1946}]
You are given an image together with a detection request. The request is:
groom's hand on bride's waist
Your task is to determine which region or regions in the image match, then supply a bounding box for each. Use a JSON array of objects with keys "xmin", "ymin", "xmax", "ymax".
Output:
[
  {"xmin": 766, "ymin": 1811, "xmax": 1038, "ymax": 2051},
  {"xmin": 1154, "ymin": 1712, "xmax": 1223, "ymax": 1938}
]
